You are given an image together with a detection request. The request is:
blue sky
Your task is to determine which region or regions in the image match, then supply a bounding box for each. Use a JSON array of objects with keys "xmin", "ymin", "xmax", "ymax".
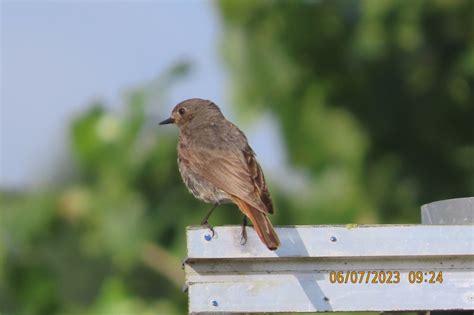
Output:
[
  {"xmin": 1, "ymin": 1, "xmax": 298, "ymax": 191},
  {"xmin": 1, "ymin": 1, "xmax": 230, "ymax": 188}
]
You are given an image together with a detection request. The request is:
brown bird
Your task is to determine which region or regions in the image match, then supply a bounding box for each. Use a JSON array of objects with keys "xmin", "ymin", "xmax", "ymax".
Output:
[{"xmin": 159, "ymin": 98, "xmax": 280, "ymax": 250}]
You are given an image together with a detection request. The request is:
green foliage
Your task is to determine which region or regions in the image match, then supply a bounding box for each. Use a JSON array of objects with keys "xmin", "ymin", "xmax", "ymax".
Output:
[
  {"xmin": 218, "ymin": 0, "xmax": 474, "ymax": 224},
  {"xmin": 1, "ymin": 2, "xmax": 473, "ymax": 314},
  {"xmin": 1, "ymin": 63, "xmax": 194, "ymax": 315}
]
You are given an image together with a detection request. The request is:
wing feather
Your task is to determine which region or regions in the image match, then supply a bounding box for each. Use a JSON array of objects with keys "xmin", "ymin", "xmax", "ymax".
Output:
[{"xmin": 180, "ymin": 145, "xmax": 273, "ymax": 214}]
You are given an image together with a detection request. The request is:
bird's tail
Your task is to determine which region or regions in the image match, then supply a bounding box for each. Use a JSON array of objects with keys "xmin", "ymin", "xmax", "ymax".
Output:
[{"xmin": 233, "ymin": 196, "xmax": 280, "ymax": 250}]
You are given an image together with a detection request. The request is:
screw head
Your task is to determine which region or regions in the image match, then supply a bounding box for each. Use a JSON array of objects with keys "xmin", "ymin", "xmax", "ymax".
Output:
[
  {"xmin": 330, "ymin": 236, "xmax": 337, "ymax": 242},
  {"xmin": 211, "ymin": 300, "xmax": 218, "ymax": 307},
  {"xmin": 204, "ymin": 234, "xmax": 212, "ymax": 241}
]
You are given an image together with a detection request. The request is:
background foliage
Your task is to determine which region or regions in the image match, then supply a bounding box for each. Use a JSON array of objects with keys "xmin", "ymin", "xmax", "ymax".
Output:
[{"xmin": 1, "ymin": 1, "xmax": 473, "ymax": 314}]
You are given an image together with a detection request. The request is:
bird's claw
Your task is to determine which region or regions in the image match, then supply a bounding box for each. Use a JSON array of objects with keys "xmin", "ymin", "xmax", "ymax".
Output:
[
  {"xmin": 201, "ymin": 220, "xmax": 215, "ymax": 237},
  {"xmin": 240, "ymin": 229, "xmax": 248, "ymax": 246},
  {"xmin": 240, "ymin": 234, "xmax": 247, "ymax": 246},
  {"xmin": 240, "ymin": 216, "xmax": 248, "ymax": 246}
]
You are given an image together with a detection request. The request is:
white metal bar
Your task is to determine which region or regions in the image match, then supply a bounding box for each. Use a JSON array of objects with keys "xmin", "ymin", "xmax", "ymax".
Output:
[
  {"xmin": 188, "ymin": 270, "xmax": 472, "ymax": 313},
  {"xmin": 187, "ymin": 225, "xmax": 474, "ymax": 259},
  {"xmin": 185, "ymin": 225, "xmax": 474, "ymax": 314}
]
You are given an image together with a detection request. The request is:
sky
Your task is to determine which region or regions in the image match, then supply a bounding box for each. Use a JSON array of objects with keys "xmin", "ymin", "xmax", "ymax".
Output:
[
  {"xmin": 1, "ymin": 1, "xmax": 226, "ymax": 188},
  {"xmin": 1, "ymin": 1, "xmax": 291, "ymax": 189}
]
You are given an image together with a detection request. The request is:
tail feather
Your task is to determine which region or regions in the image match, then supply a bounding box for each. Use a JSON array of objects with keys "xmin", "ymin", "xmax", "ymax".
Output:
[{"xmin": 233, "ymin": 197, "xmax": 280, "ymax": 250}]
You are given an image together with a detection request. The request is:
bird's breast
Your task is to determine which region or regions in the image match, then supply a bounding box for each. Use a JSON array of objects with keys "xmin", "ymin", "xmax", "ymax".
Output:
[{"xmin": 177, "ymin": 153, "xmax": 231, "ymax": 204}]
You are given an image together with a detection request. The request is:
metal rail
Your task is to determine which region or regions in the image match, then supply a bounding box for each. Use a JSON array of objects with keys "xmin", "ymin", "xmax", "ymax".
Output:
[{"xmin": 185, "ymin": 224, "xmax": 474, "ymax": 314}]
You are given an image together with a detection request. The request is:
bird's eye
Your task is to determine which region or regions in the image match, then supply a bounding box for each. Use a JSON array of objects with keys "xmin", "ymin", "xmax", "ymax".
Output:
[{"xmin": 178, "ymin": 108, "xmax": 186, "ymax": 115}]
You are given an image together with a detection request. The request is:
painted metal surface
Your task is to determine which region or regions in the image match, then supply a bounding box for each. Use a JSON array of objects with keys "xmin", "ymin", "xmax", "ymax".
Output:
[
  {"xmin": 185, "ymin": 225, "xmax": 474, "ymax": 314},
  {"xmin": 187, "ymin": 225, "xmax": 473, "ymax": 259},
  {"xmin": 421, "ymin": 197, "xmax": 474, "ymax": 225}
]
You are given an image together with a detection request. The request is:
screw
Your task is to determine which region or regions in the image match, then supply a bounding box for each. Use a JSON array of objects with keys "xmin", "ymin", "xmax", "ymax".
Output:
[
  {"xmin": 211, "ymin": 300, "xmax": 218, "ymax": 307},
  {"xmin": 204, "ymin": 234, "xmax": 212, "ymax": 241},
  {"xmin": 330, "ymin": 236, "xmax": 337, "ymax": 242}
]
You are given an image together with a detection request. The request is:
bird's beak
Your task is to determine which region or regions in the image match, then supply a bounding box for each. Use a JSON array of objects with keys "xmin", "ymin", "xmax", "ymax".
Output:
[{"xmin": 159, "ymin": 117, "xmax": 175, "ymax": 125}]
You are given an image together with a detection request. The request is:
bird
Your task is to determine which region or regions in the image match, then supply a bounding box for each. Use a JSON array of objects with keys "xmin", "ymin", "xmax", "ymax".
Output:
[{"xmin": 159, "ymin": 98, "xmax": 280, "ymax": 250}]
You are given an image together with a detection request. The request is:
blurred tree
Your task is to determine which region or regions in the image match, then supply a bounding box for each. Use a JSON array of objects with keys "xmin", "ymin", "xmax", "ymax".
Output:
[
  {"xmin": 218, "ymin": 0, "xmax": 474, "ymax": 224},
  {"xmin": 1, "ymin": 1, "xmax": 474, "ymax": 315},
  {"xmin": 0, "ymin": 62, "xmax": 200, "ymax": 315}
]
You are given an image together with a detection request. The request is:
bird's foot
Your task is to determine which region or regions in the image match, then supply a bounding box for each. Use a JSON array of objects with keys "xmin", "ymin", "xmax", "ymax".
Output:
[
  {"xmin": 201, "ymin": 220, "xmax": 215, "ymax": 237},
  {"xmin": 240, "ymin": 223, "xmax": 248, "ymax": 246}
]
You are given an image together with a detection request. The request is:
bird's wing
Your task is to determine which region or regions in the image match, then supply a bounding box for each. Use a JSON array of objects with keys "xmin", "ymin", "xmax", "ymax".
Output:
[
  {"xmin": 180, "ymin": 145, "xmax": 273, "ymax": 214},
  {"xmin": 243, "ymin": 147, "xmax": 274, "ymax": 214}
]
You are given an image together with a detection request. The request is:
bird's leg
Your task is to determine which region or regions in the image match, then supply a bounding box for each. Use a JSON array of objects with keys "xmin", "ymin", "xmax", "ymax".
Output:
[
  {"xmin": 240, "ymin": 216, "xmax": 248, "ymax": 245},
  {"xmin": 201, "ymin": 202, "xmax": 219, "ymax": 237}
]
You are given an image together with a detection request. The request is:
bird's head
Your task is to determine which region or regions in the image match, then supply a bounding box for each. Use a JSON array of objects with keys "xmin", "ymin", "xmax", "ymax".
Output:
[{"xmin": 159, "ymin": 98, "xmax": 223, "ymax": 128}]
